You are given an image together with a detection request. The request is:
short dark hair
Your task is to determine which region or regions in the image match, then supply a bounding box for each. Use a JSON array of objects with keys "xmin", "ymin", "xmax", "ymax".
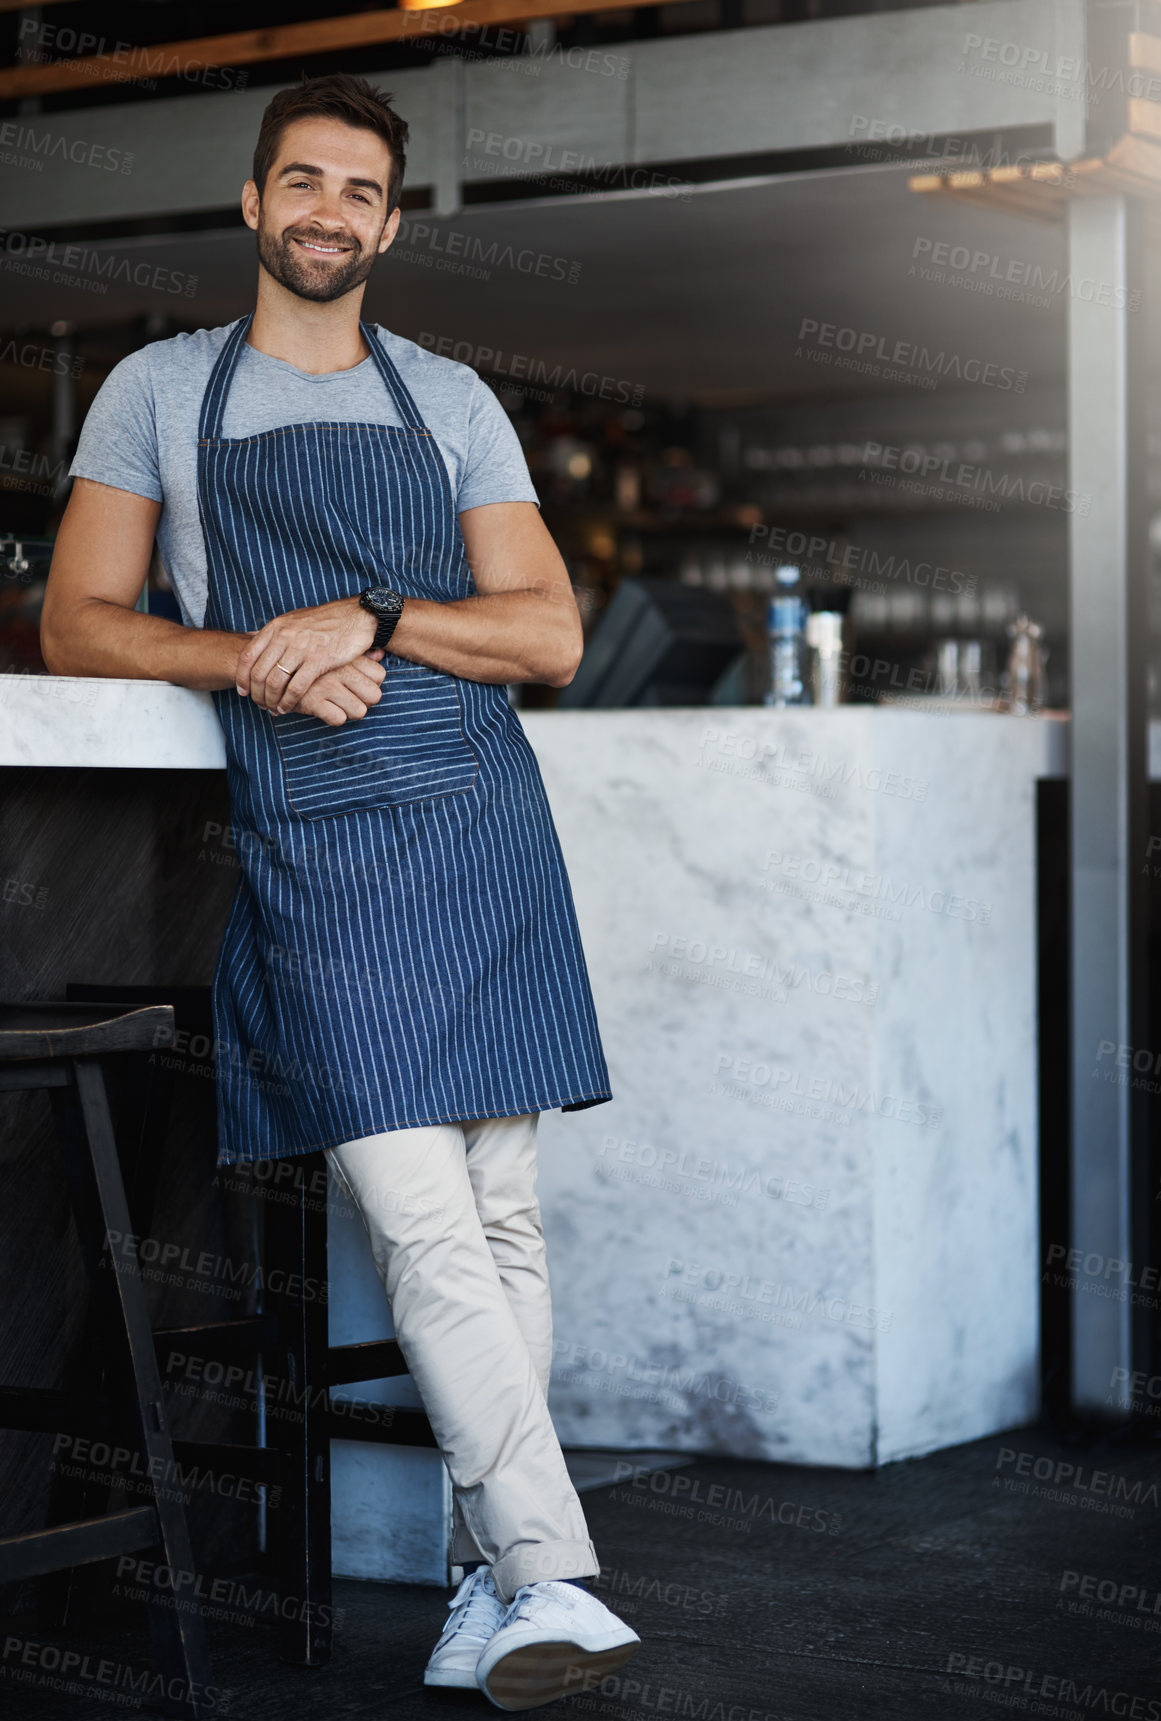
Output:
[{"xmin": 252, "ymin": 74, "xmax": 409, "ymax": 214}]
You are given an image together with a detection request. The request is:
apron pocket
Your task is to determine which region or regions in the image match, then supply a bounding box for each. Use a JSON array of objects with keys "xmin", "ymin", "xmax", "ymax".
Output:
[{"xmin": 273, "ymin": 661, "xmax": 478, "ymax": 819}]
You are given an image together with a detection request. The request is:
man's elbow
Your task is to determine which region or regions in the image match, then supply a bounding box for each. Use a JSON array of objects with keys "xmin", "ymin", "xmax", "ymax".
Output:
[
  {"xmin": 39, "ymin": 595, "xmax": 85, "ymax": 676},
  {"xmin": 545, "ymin": 634, "xmax": 583, "ymax": 690},
  {"xmin": 39, "ymin": 614, "xmax": 70, "ymax": 677},
  {"xmin": 42, "ymin": 592, "xmax": 104, "ymax": 676}
]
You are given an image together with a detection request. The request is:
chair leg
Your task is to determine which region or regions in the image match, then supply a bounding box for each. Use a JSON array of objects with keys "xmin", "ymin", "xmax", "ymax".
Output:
[
  {"xmin": 34, "ymin": 1320, "xmax": 116, "ymax": 1635},
  {"xmin": 38, "ymin": 1079, "xmax": 129, "ymax": 1635},
  {"xmin": 265, "ymin": 1157, "xmax": 332, "ymax": 1666},
  {"xmin": 119, "ymin": 1043, "xmax": 176, "ymax": 1240},
  {"xmin": 49, "ymin": 1056, "xmax": 218, "ymax": 1720},
  {"xmin": 39, "ymin": 1045, "xmax": 170, "ymax": 1633}
]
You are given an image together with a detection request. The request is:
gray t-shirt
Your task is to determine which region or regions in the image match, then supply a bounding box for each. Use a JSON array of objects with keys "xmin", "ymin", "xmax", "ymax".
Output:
[{"xmin": 69, "ymin": 320, "xmax": 539, "ymax": 629}]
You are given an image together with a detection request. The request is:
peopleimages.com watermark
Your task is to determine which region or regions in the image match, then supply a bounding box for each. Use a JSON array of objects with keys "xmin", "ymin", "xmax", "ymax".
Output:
[
  {"xmin": 833, "ymin": 648, "xmax": 1004, "ymax": 710},
  {"xmin": 461, "ymin": 128, "xmax": 690, "ymax": 200},
  {"xmin": 708, "ymin": 1061, "xmax": 854, "ymax": 1129},
  {"xmin": 845, "ymin": 113, "xmax": 1077, "ymax": 179},
  {"xmin": 113, "ymin": 1557, "xmax": 340, "ymax": 1634},
  {"xmin": 50, "ymin": 1433, "xmax": 270, "ymax": 1510},
  {"xmin": 796, "ymin": 317, "xmax": 1027, "ymax": 393},
  {"xmin": 663, "ymin": 1256, "xmax": 893, "ymax": 1333},
  {"xmin": 1093, "ymin": 1038, "xmax": 1161, "ymax": 1097},
  {"xmin": 1, "ymin": 874, "xmax": 48, "ymax": 911},
  {"xmin": 0, "ymin": 668, "xmax": 99, "ymax": 709},
  {"xmin": 162, "ymin": 1349, "xmax": 397, "ymax": 1434},
  {"xmin": 611, "ymin": 1461, "xmax": 838, "ymax": 1537},
  {"xmin": 1107, "ymin": 1366, "xmax": 1161, "ymax": 1417},
  {"xmin": 597, "ymin": 1129, "xmax": 831, "ymax": 1209},
  {"xmin": 747, "ymin": 522, "xmax": 977, "ymax": 594},
  {"xmin": 149, "ymin": 1018, "xmax": 372, "ymax": 1107},
  {"xmin": 958, "ymin": 29, "xmax": 1161, "ymax": 108},
  {"xmin": 761, "ymin": 849, "xmax": 992, "ymax": 928},
  {"xmin": 910, "ymin": 236, "xmax": 1141, "ymax": 314},
  {"xmin": 552, "ymin": 1339, "xmax": 780, "ymax": 1416},
  {"xmin": 104, "ymin": 1228, "xmax": 328, "ymax": 1305},
  {"xmin": 647, "ymin": 930, "xmax": 878, "ymax": 1009},
  {"xmin": 590, "ymin": 1564, "xmax": 728, "ymax": 1618},
  {"xmin": 565, "ymin": 1669, "xmax": 793, "ymax": 1721},
  {"xmin": 1043, "ymin": 1241, "xmax": 1161, "ymax": 1307},
  {"xmin": 993, "ymin": 1445, "xmax": 1160, "ymax": 1518},
  {"xmin": 695, "ymin": 725, "xmax": 930, "ymax": 802},
  {"xmin": 945, "ymin": 1649, "xmax": 1159, "ymax": 1719},
  {"xmin": 1057, "ymin": 1567, "xmax": 1161, "ymax": 1633},
  {"xmin": 213, "ymin": 1158, "xmax": 371, "ymax": 1225},
  {"xmin": 411, "ymin": 22, "xmax": 542, "ymax": 79},
  {"xmin": 712, "ymin": 1049, "xmax": 942, "ymax": 1129},
  {"xmin": 0, "ymin": 119, "xmax": 133, "ymax": 176},
  {"xmin": 859, "ymin": 439, "xmax": 1090, "ymax": 515},
  {"xmin": 418, "ymin": 331, "xmax": 644, "ymax": 404},
  {"xmin": 16, "ymin": 16, "xmax": 248, "ymax": 93},
  {"xmin": 389, "ymin": 215, "xmax": 580, "ymax": 285},
  {"xmin": 0, "ymin": 446, "xmax": 67, "ymax": 499},
  {"xmin": 0, "ymin": 1631, "xmax": 230, "ymax": 1713},
  {"xmin": 0, "ymin": 229, "xmax": 197, "ymax": 299},
  {"xmin": 0, "ymin": 338, "xmax": 84, "ymax": 377},
  {"xmin": 409, "ymin": 11, "xmax": 630, "ymax": 79},
  {"xmin": 197, "ymin": 818, "xmax": 397, "ymax": 892}
]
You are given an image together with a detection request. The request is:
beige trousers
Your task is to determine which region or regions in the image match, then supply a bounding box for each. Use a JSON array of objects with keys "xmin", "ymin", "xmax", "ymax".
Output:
[{"xmin": 325, "ymin": 1112, "xmax": 599, "ymax": 1605}]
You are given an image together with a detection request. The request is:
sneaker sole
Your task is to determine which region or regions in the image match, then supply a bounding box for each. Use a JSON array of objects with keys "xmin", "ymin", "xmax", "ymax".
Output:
[
  {"xmin": 424, "ymin": 1666, "xmax": 482, "ymax": 1689},
  {"xmin": 480, "ymin": 1637, "xmax": 640, "ymax": 1711}
]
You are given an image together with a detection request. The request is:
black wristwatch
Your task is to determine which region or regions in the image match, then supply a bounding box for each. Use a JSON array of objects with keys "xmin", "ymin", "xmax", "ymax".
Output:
[{"xmin": 358, "ymin": 586, "xmax": 406, "ymax": 652}]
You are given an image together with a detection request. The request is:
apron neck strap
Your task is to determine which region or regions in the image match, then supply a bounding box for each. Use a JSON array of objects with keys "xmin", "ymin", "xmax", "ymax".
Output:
[
  {"xmin": 199, "ymin": 313, "xmax": 254, "ymax": 441},
  {"xmin": 198, "ymin": 313, "xmax": 429, "ymax": 440},
  {"xmin": 359, "ymin": 321, "xmax": 427, "ymax": 431}
]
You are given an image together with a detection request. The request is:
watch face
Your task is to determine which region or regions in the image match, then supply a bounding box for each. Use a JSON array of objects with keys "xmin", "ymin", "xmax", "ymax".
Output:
[{"xmin": 367, "ymin": 586, "xmax": 404, "ymax": 615}]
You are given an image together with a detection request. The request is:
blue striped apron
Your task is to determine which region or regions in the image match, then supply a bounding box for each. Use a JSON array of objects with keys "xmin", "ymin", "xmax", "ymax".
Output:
[{"xmin": 197, "ymin": 314, "xmax": 611, "ymax": 1166}]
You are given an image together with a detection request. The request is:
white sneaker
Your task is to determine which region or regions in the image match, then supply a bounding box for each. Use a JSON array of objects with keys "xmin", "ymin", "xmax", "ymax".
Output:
[
  {"xmin": 424, "ymin": 1567, "xmax": 508, "ymax": 1689},
  {"xmin": 475, "ymin": 1579, "xmax": 641, "ymax": 1711}
]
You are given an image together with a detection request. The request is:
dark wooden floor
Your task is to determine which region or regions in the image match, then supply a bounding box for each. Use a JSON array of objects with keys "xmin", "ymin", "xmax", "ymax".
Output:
[{"xmin": 3, "ymin": 1424, "xmax": 1160, "ymax": 1720}]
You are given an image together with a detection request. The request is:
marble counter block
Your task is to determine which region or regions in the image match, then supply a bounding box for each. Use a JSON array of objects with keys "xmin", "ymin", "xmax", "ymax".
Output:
[
  {"xmin": 526, "ymin": 708, "xmax": 1067, "ymax": 1468},
  {"xmin": 0, "ymin": 675, "xmax": 226, "ymax": 769},
  {"xmin": 1, "ymin": 673, "xmax": 1071, "ymax": 1472}
]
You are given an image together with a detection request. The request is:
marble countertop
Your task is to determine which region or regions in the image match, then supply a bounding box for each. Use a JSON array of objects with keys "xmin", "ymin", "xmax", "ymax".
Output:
[
  {"xmin": 0, "ymin": 672, "xmax": 1080, "ymax": 774},
  {"xmin": 0, "ymin": 674, "xmax": 227, "ymax": 769},
  {"xmin": 0, "ymin": 675, "xmax": 1078, "ymax": 1468}
]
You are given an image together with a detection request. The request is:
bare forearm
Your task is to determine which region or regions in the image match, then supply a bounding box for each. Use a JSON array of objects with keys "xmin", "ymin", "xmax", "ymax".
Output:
[
  {"xmin": 41, "ymin": 596, "xmax": 247, "ymax": 691},
  {"xmin": 388, "ymin": 590, "xmax": 582, "ymax": 687},
  {"xmin": 233, "ymin": 502, "xmax": 584, "ymax": 710}
]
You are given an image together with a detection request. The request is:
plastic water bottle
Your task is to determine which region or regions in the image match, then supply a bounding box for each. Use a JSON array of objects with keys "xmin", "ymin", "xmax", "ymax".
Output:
[{"xmin": 765, "ymin": 565, "xmax": 809, "ymax": 706}]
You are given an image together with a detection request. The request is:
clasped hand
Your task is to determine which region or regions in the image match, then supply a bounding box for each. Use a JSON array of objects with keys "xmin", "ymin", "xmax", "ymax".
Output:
[{"xmin": 235, "ymin": 597, "xmax": 384, "ymax": 728}]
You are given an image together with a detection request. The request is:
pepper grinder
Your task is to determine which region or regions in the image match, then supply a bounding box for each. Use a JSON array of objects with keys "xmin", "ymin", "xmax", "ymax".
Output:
[{"xmin": 1001, "ymin": 614, "xmax": 1047, "ymax": 715}]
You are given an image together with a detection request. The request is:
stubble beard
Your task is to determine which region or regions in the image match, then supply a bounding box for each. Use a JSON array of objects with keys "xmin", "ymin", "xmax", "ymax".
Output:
[{"xmin": 256, "ymin": 208, "xmax": 382, "ymax": 304}]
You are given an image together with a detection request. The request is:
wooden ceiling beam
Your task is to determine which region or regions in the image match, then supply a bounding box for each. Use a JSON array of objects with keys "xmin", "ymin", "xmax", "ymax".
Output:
[
  {"xmin": 0, "ymin": 0, "xmax": 674, "ymax": 100},
  {"xmin": 909, "ymin": 131, "xmax": 1161, "ymax": 219}
]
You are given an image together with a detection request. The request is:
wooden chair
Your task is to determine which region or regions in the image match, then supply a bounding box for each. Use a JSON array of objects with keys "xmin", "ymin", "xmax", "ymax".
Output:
[
  {"xmin": 63, "ymin": 981, "xmax": 438, "ymax": 1668},
  {"xmin": 0, "ymin": 1000, "xmax": 216, "ymax": 1719}
]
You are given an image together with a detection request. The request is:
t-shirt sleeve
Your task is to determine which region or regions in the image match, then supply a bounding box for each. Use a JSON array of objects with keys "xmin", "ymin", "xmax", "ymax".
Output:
[
  {"xmin": 456, "ymin": 377, "xmax": 540, "ymax": 513},
  {"xmin": 69, "ymin": 348, "xmax": 162, "ymax": 503}
]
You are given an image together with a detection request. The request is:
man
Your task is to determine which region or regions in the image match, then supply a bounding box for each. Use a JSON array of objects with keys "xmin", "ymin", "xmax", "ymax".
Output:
[{"xmin": 41, "ymin": 72, "xmax": 639, "ymax": 1713}]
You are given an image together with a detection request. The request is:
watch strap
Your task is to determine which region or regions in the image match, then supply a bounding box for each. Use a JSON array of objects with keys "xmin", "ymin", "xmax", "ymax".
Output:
[
  {"xmin": 359, "ymin": 587, "xmax": 405, "ymax": 652},
  {"xmin": 372, "ymin": 610, "xmax": 400, "ymax": 651}
]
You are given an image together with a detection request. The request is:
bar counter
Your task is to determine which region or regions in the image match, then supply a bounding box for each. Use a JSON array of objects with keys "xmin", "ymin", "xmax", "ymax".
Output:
[{"xmin": 0, "ymin": 677, "xmax": 1069, "ymax": 1499}]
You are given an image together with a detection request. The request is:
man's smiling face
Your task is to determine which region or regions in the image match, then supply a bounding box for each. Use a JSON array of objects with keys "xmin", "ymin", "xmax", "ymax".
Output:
[{"xmin": 245, "ymin": 115, "xmax": 400, "ymax": 304}]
